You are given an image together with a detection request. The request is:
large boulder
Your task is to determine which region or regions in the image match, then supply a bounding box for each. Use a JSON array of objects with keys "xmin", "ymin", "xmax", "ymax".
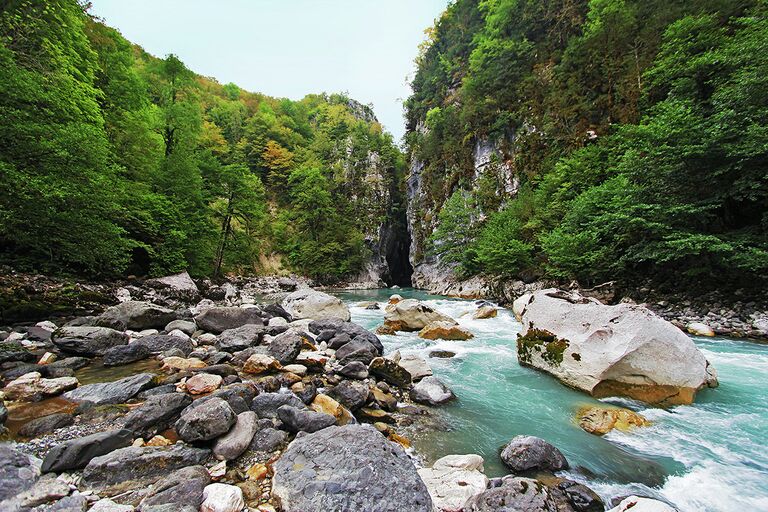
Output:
[
  {"xmin": 138, "ymin": 465, "xmax": 210, "ymax": 511},
  {"xmin": 195, "ymin": 307, "xmax": 264, "ymax": 334},
  {"xmin": 267, "ymin": 329, "xmax": 307, "ymax": 365},
  {"xmin": 212, "ymin": 411, "xmax": 259, "ymax": 461},
  {"xmin": 123, "ymin": 392, "xmax": 192, "ymax": 437},
  {"xmin": 95, "ymin": 301, "xmax": 176, "ymax": 331},
  {"xmin": 0, "ymin": 445, "xmax": 41, "ymax": 502},
  {"xmin": 175, "ymin": 397, "xmax": 236, "ymax": 443},
  {"xmin": 577, "ymin": 405, "xmax": 650, "ymax": 435},
  {"xmin": 327, "ymin": 380, "xmax": 369, "ymax": 411},
  {"xmin": 417, "ymin": 454, "xmax": 489, "ymax": 512},
  {"xmin": 687, "ymin": 322, "xmax": 715, "ymax": 337},
  {"xmin": 383, "ymin": 299, "xmax": 456, "ymax": 332},
  {"xmin": 2, "ymin": 372, "xmax": 78, "ymax": 402},
  {"xmin": 271, "ymin": 424, "xmax": 432, "ymax": 511},
  {"xmin": 410, "ymin": 376, "xmax": 455, "ymax": 405},
  {"xmin": 516, "ymin": 289, "xmax": 718, "ymax": 405},
  {"xmin": 398, "ymin": 354, "xmax": 433, "ymax": 381},
  {"xmin": 282, "ymin": 289, "xmax": 351, "ymax": 321},
  {"xmin": 41, "ymin": 429, "xmax": 133, "ymax": 473},
  {"xmin": 63, "ymin": 373, "xmax": 156, "ymax": 405},
  {"xmin": 215, "ymin": 324, "xmax": 265, "ymax": 352},
  {"xmin": 369, "ymin": 357, "xmax": 412, "ymax": 388},
  {"xmin": 145, "ymin": 272, "xmax": 200, "ymax": 301},
  {"xmin": 419, "ymin": 321, "xmax": 474, "ymax": 341},
  {"xmin": 82, "ymin": 444, "xmax": 210, "ymax": 495},
  {"xmin": 465, "ymin": 476, "xmax": 562, "ymax": 511},
  {"xmin": 52, "ymin": 326, "xmax": 128, "ymax": 356},
  {"xmin": 335, "ymin": 339, "xmax": 379, "ymax": 365},
  {"xmin": 500, "ymin": 435, "xmax": 568, "ymax": 473}
]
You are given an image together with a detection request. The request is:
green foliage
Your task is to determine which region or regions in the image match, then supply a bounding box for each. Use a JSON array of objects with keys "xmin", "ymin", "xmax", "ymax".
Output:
[{"xmin": 474, "ymin": 207, "xmax": 533, "ymax": 277}]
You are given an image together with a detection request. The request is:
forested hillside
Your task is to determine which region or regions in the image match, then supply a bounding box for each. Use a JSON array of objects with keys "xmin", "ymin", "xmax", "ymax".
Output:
[
  {"xmin": 405, "ymin": 0, "xmax": 768, "ymax": 292},
  {"xmin": 0, "ymin": 0, "xmax": 406, "ymax": 282}
]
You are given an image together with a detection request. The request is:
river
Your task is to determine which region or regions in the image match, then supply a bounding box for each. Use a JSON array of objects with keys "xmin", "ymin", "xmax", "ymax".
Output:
[{"xmin": 335, "ymin": 288, "xmax": 768, "ymax": 512}]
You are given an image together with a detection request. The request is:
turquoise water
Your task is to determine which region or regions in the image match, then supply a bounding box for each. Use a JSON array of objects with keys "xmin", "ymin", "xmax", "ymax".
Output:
[{"xmin": 335, "ymin": 288, "xmax": 768, "ymax": 512}]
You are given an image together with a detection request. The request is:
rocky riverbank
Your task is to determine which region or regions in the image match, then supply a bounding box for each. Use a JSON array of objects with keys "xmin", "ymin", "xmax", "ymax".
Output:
[{"xmin": 0, "ymin": 272, "xmax": 685, "ymax": 511}]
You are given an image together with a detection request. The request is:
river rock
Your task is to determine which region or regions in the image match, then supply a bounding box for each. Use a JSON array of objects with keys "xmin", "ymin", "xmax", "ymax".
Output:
[
  {"xmin": 687, "ymin": 322, "xmax": 715, "ymax": 337},
  {"xmin": 0, "ymin": 445, "xmax": 41, "ymax": 502},
  {"xmin": 608, "ymin": 496, "xmax": 677, "ymax": 511},
  {"xmin": 185, "ymin": 373, "xmax": 223, "ymax": 394},
  {"xmin": 383, "ymin": 299, "xmax": 456, "ymax": 332},
  {"xmin": 271, "ymin": 424, "xmax": 432, "ymax": 511},
  {"xmin": 282, "ymin": 289, "xmax": 351, "ymax": 321},
  {"xmin": 103, "ymin": 343, "xmax": 151, "ymax": 366},
  {"xmin": 216, "ymin": 324, "xmax": 265, "ymax": 352},
  {"xmin": 41, "ymin": 429, "xmax": 133, "ymax": 473},
  {"xmin": 369, "ymin": 356, "xmax": 412, "ymax": 388},
  {"xmin": 399, "ymin": 354, "xmax": 433, "ymax": 381},
  {"xmin": 339, "ymin": 360, "xmax": 368, "ymax": 379},
  {"xmin": 418, "ymin": 454, "xmax": 489, "ymax": 512},
  {"xmin": 52, "ymin": 326, "xmax": 129, "ymax": 356},
  {"xmin": 63, "ymin": 372, "xmax": 155, "ymax": 405},
  {"xmin": 176, "ymin": 397, "xmax": 236, "ymax": 442},
  {"xmin": 500, "ymin": 435, "xmax": 568, "ymax": 472},
  {"xmin": 5, "ymin": 473, "xmax": 71, "ymax": 509},
  {"xmin": 161, "ymin": 356, "xmax": 206, "ymax": 372},
  {"xmin": 146, "ymin": 271, "xmax": 199, "ymax": 300},
  {"xmin": 134, "ymin": 334, "xmax": 194, "ymax": 356},
  {"xmin": 309, "ymin": 393, "xmax": 354, "ymax": 425},
  {"xmin": 123, "ymin": 392, "xmax": 192, "ymax": 437},
  {"xmin": 419, "ymin": 321, "xmax": 474, "ymax": 341},
  {"xmin": 0, "ymin": 340, "xmax": 35, "ymax": 363},
  {"xmin": 473, "ymin": 306, "xmax": 498, "ymax": 319},
  {"xmin": 200, "ymin": 483, "xmax": 244, "ymax": 512},
  {"xmin": 249, "ymin": 421, "xmax": 289, "ymax": 453},
  {"xmin": 410, "ymin": 376, "xmax": 455, "ymax": 405},
  {"xmin": 18, "ymin": 413, "xmax": 74, "ymax": 438},
  {"xmin": 466, "ymin": 476, "xmax": 561, "ymax": 511},
  {"xmin": 517, "ymin": 289, "xmax": 718, "ymax": 405},
  {"xmin": 208, "ymin": 383, "xmax": 257, "ymax": 413},
  {"xmin": 578, "ymin": 405, "xmax": 650, "ymax": 435},
  {"xmin": 138, "ymin": 465, "xmax": 210, "ymax": 511},
  {"xmin": 250, "ymin": 392, "xmax": 305, "ymax": 418},
  {"xmin": 96, "ymin": 301, "xmax": 177, "ymax": 331},
  {"xmin": 3, "ymin": 372, "xmax": 78, "ymax": 402},
  {"xmin": 267, "ymin": 329, "xmax": 307, "ymax": 364},
  {"xmin": 213, "ymin": 411, "xmax": 258, "ymax": 461},
  {"xmin": 335, "ymin": 339, "xmax": 379, "ymax": 365},
  {"xmin": 195, "ymin": 307, "xmax": 265, "ymax": 334},
  {"xmin": 328, "ymin": 380, "xmax": 370, "ymax": 411},
  {"xmin": 82, "ymin": 444, "xmax": 211, "ymax": 495},
  {"xmin": 243, "ymin": 353, "xmax": 281, "ymax": 374},
  {"xmin": 277, "ymin": 404, "xmax": 336, "ymax": 433},
  {"xmin": 166, "ymin": 319, "xmax": 197, "ymax": 336}
]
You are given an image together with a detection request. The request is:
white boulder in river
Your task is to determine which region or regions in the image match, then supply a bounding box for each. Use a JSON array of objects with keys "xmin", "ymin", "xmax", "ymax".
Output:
[
  {"xmin": 281, "ymin": 289, "xmax": 350, "ymax": 321},
  {"xmin": 516, "ymin": 289, "xmax": 718, "ymax": 405}
]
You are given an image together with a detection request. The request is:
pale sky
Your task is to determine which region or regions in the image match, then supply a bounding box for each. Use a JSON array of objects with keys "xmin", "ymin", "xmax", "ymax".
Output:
[{"xmin": 89, "ymin": 0, "xmax": 449, "ymax": 142}]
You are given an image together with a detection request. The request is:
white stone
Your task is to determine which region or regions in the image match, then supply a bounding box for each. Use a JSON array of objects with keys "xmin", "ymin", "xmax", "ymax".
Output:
[
  {"xmin": 282, "ymin": 289, "xmax": 351, "ymax": 321},
  {"xmin": 35, "ymin": 321, "xmax": 57, "ymax": 332},
  {"xmin": 518, "ymin": 289, "xmax": 718, "ymax": 405},
  {"xmin": 90, "ymin": 498, "xmax": 133, "ymax": 512},
  {"xmin": 115, "ymin": 287, "xmax": 132, "ymax": 303},
  {"xmin": 512, "ymin": 293, "xmax": 532, "ymax": 321},
  {"xmin": 608, "ymin": 496, "xmax": 677, "ymax": 512},
  {"xmin": 282, "ymin": 364, "xmax": 308, "ymax": 376},
  {"xmin": 398, "ymin": 354, "xmax": 432, "ymax": 381},
  {"xmin": 137, "ymin": 329, "xmax": 159, "ymax": 337},
  {"xmin": 167, "ymin": 329, "xmax": 191, "ymax": 341},
  {"xmin": 687, "ymin": 322, "xmax": 715, "ymax": 337},
  {"xmin": 268, "ymin": 316, "xmax": 288, "ymax": 327},
  {"xmin": 418, "ymin": 454, "xmax": 488, "ymax": 512},
  {"xmin": 200, "ymin": 483, "xmax": 244, "ymax": 512}
]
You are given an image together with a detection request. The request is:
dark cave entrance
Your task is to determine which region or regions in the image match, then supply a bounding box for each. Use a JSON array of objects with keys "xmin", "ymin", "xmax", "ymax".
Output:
[{"xmin": 385, "ymin": 230, "xmax": 414, "ymax": 287}]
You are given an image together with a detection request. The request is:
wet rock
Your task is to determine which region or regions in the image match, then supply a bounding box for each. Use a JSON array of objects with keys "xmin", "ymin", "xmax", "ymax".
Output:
[
  {"xmin": 185, "ymin": 373, "xmax": 223, "ymax": 395},
  {"xmin": 195, "ymin": 307, "xmax": 265, "ymax": 334},
  {"xmin": 242, "ymin": 353, "xmax": 281, "ymax": 374},
  {"xmin": 282, "ymin": 289, "xmax": 351, "ymax": 321},
  {"xmin": 3, "ymin": 372, "xmax": 79, "ymax": 402},
  {"xmin": 500, "ymin": 435, "xmax": 568, "ymax": 473},
  {"xmin": 176, "ymin": 397, "xmax": 236, "ymax": 443},
  {"xmin": 608, "ymin": 496, "xmax": 677, "ymax": 511},
  {"xmin": 198, "ymin": 363, "xmax": 237, "ymax": 378},
  {"xmin": 538, "ymin": 475, "xmax": 604, "ymax": 512},
  {"xmin": 419, "ymin": 321, "xmax": 474, "ymax": 341},
  {"xmin": 215, "ymin": 324, "xmax": 265, "ymax": 352},
  {"xmin": 369, "ymin": 357, "xmax": 412, "ymax": 388},
  {"xmin": 103, "ymin": 343, "xmax": 151, "ymax": 366},
  {"xmin": 267, "ymin": 329, "xmax": 307, "ymax": 365},
  {"xmin": 0, "ymin": 445, "xmax": 41, "ymax": 502},
  {"xmin": 398, "ymin": 354, "xmax": 433, "ymax": 381},
  {"xmin": 429, "ymin": 350, "xmax": 456, "ymax": 358},
  {"xmin": 41, "ymin": 429, "xmax": 133, "ymax": 473},
  {"xmin": 124, "ymin": 392, "xmax": 192, "ymax": 437},
  {"xmin": 52, "ymin": 326, "xmax": 128, "ymax": 356},
  {"xmin": 271, "ymin": 424, "xmax": 432, "ymax": 511},
  {"xmin": 338, "ymin": 360, "xmax": 368, "ymax": 379},
  {"xmin": 308, "ymin": 318, "xmax": 383, "ymax": 353},
  {"xmin": 18, "ymin": 413, "xmax": 74, "ymax": 438},
  {"xmin": 328, "ymin": 380, "xmax": 370, "ymax": 411},
  {"xmin": 371, "ymin": 387, "xmax": 398, "ymax": 411},
  {"xmin": 213, "ymin": 411, "xmax": 259, "ymax": 461},
  {"xmin": 465, "ymin": 476, "xmax": 561, "ymax": 511},
  {"xmin": 138, "ymin": 465, "xmax": 210, "ymax": 511},
  {"xmin": 335, "ymin": 339, "xmax": 379, "ymax": 365},
  {"xmin": 309, "ymin": 393, "xmax": 354, "ymax": 425},
  {"xmin": 63, "ymin": 372, "xmax": 155, "ymax": 405},
  {"xmin": 146, "ymin": 271, "xmax": 200, "ymax": 301},
  {"xmin": 96, "ymin": 301, "xmax": 176, "ymax": 331},
  {"xmin": 277, "ymin": 404, "xmax": 336, "ymax": 433},
  {"xmin": 473, "ymin": 305, "xmax": 498, "ymax": 319},
  {"xmin": 161, "ymin": 356, "xmax": 205, "ymax": 372},
  {"xmin": 418, "ymin": 454, "xmax": 489, "ymax": 512},
  {"xmin": 577, "ymin": 405, "xmax": 650, "ymax": 435},
  {"xmin": 687, "ymin": 322, "xmax": 715, "ymax": 337},
  {"xmin": 47, "ymin": 357, "xmax": 89, "ymax": 371},
  {"xmin": 200, "ymin": 483, "xmax": 244, "ymax": 512},
  {"xmin": 134, "ymin": 334, "xmax": 194, "ymax": 356},
  {"xmin": 0, "ymin": 340, "xmax": 37, "ymax": 363},
  {"xmin": 82, "ymin": 444, "xmax": 211, "ymax": 495},
  {"xmin": 410, "ymin": 376, "xmax": 455, "ymax": 405},
  {"xmin": 383, "ymin": 299, "xmax": 456, "ymax": 332}
]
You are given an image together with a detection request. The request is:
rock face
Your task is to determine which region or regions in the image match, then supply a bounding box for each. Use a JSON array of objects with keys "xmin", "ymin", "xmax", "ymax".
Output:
[
  {"xmin": 271, "ymin": 424, "xmax": 432, "ymax": 512},
  {"xmin": 383, "ymin": 299, "xmax": 456, "ymax": 331},
  {"xmin": 63, "ymin": 373, "xmax": 155, "ymax": 405},
  {"xmin": 123, "ymin": 392, "xmax": 192, "ymax": 437},
  {"xmin": 175, "ymin": 397, "xmax": 236, "ymax": 443},
  {"xmin": 517, "ymin": 289, "xmax": 718, "ymax": 405},
  {"xmin": 577, "ymin": 405, "xmax": 650, "ymax": 435},
  {"xmin": 410, "ymin": 376, "xmax": 455, "ymax": 405},
  {"xmin": 41, "ymin": 429, "xmax": 133, "ymax": 473},
  {"xmin": 195, "ymin": 307, "xmax": 265, "ymax": 334},
  {"xmin": 52, "ymin": 326, "xmax": 129, "ymax": 356},
  {"xmin": 417, "ymin": 454, "xmax": 489, "ymax": 512},
  {"xmin": 282, "ymin": 289, "xmax": 351, "ymax": 321},
  {"xmin": 500, "ymin": 435, "xmax": 568, "ymax": 473},
  {"xmin": 95, "ymin": 301, "xmax": 176, "ymax": 331},
  {"xmin": 82, "ymin": 444, "xmax": 210, "ymax": 495},
  {"xmin": 419, "ymin": 321, "xmax": 474, "ymax": 341},
  {"xmin": 2, "ymin": 372, "xmax": 78, "ymax": 401},
  {"xmin": 0, "ymin": 445, "xmax": 41, "ymax": 502}
]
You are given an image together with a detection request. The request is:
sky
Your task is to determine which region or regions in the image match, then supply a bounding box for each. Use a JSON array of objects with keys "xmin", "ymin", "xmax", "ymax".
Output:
[{"xmin": 88, "ymin": 0, "xmax": 450, "ymax": 142}]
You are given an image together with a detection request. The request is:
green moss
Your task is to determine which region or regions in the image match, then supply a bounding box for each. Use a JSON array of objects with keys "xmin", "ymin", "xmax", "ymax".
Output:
[{"xmin": 516, "ymin": 328, "xmax": 569, "ymax": 366}]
